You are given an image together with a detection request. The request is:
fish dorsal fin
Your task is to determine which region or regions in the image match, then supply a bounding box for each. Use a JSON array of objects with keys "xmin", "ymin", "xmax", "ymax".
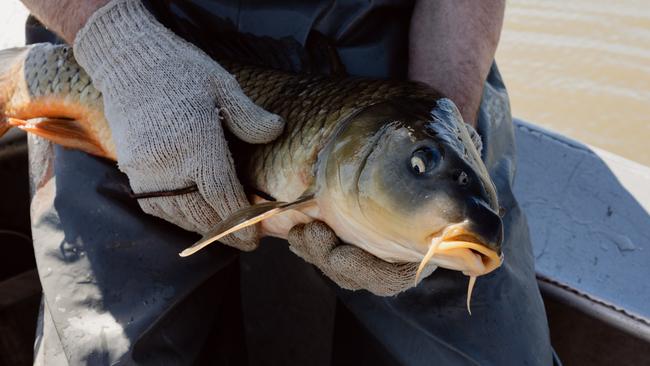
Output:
[
  {"xmin": 464, "ymin": 123, "xmax": 483, "ymax": 155},
  {"xmin": 8, "ymin": 117, "xmax": 108, "ymax": 158},
  {"xmin": 179, "ymin": 191, "xmax": 316, "ymax": 257}
]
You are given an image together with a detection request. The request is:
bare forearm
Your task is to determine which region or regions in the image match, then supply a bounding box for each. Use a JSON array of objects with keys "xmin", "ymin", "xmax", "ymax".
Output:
[
  {"xmin": 20, "ymin": 0, "xmax": 109, "ymax": 43},
  {"xmin": 409, "ymin": 0, "xmax": 505, "ymax": 126}
]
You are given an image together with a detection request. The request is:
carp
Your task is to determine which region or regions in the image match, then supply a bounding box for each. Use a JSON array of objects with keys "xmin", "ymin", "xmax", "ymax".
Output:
[{"xmin": 0, "ymin": 43, "xmax": 503, "ymax": 310}]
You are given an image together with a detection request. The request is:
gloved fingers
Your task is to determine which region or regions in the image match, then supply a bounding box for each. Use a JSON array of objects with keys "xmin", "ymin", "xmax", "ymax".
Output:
[
  {"xmin": 192, "ymin": 125, "xmax": 258, "ymax": 250},
  {"xmin": 195, "ymin": 173, "xmax": 258, "ymax": 251},
  {"xmin": 287, "ymin": 222, "xmax": 363, "ymax": 291},
  {"xmin": 70, "ymin": 0, "xmax": 262, "ymax": 252},
  {"xmin": 214, "ymin": 75, "xmax": 285, "ymax": 144},
  {"xmin": 287, "ymin": 221, "xmax": 423, "ymax": 295},
  {"xmin": 328, "ymin": 245, "xmax": 421, "ymax": 296},
  {"xmin": 136, "ymin": 189, "xmax": 257, "ymax": 251},
  {"xmin": 287, "ymin": 221, "xmax": 339, "ymax": 264},
  {"xmin": 136, "ymin": 191, "xmax": 217, "ymax": 234}
]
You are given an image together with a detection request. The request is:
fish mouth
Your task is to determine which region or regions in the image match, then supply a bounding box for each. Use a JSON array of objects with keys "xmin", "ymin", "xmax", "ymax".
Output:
[
  {"xmin": 415, "ymin": 223, "xmax": 503, "ymax": 314},
  {"xmin": 434, "ymin": 225, "xmax": 502, "ymax": 276}
]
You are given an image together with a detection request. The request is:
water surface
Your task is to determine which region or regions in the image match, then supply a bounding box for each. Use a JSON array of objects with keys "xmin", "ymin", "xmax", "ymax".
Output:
[{"xmin": 496, "ymin": 0, "xmax": 650, "ymax": 166}]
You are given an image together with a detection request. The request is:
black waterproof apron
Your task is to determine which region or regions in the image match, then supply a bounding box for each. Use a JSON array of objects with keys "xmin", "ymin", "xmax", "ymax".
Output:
[{"xmin": 29, "ymin": 1, "xmax": 556, "ymax": 364}]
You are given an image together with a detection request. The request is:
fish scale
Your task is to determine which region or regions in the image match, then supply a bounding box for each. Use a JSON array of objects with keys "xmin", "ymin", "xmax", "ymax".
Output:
[{"xmin": 219, "ymin": 61, "xmax": 437, "ymax": 200}]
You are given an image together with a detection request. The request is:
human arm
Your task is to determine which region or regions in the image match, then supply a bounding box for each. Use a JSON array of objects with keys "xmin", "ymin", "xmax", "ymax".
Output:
[
  {"xmin": 409, "ymin": 0, "xmax": 506, "ymax": 126},
  {"xmin": 19, "ymin": 0, "xmax": 109, "ymax": 43},
  {"xmin": 20, "ymin": 0, "xmax": 285, "ymax": 250}
]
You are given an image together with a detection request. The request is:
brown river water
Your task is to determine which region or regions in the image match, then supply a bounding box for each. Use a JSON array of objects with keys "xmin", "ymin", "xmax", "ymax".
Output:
[{"xmin": 496, "ymin": 0, "xmax": 650, "ymax": 166}]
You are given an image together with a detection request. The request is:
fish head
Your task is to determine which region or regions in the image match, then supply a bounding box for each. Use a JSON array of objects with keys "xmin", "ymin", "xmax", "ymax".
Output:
[{"xmin": 318, "ymin": 97, "xmax": 503, "ymax": 278}]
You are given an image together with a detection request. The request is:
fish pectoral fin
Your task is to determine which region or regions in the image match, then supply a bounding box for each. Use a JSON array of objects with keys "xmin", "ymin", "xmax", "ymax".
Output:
[
  {"xmin": 8, "ymin": 117, "xmax": 106, "ymax": 157},
  {"xmin": 179, "ymin": 193, "xmax": 316, "ymax": 257}
]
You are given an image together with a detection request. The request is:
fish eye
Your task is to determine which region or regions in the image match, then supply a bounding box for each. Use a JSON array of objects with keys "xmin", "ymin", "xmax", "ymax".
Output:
[{"xmin": 410, "ymin": 147, "xmax": 441, "ymax": 175}]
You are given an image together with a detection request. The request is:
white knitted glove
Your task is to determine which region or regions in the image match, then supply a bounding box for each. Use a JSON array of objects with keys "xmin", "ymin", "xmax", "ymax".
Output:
[
  {"xmin": 288, "ymin": 222, "xmax": 435, "ymax": 296},
  {"xmin": 73, "ymin": 0, "xmax": 285, "ymax": 250}
]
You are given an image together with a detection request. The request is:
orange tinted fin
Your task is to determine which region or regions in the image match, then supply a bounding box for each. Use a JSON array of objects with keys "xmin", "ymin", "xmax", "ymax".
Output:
[
  {"xmin": 0, "ymin": 47, "xmax": 29, "ymax": 140},
  {"xmin": 180, "ymin": 193, "xmax": 315, "ymax": 257},
  {"xmin": 8, "ymin": 117, "xmax": 107, "ymax": 157}
]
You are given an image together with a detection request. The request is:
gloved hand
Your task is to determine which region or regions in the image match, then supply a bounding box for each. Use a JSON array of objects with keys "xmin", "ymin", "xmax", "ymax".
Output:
[
  {"xmin": 288, "ymin": 221, "xmax": 434, "ymax": 296},
  {"xmin": 73, "ymin": 0, "xmax": 284, "ymax": 250}
]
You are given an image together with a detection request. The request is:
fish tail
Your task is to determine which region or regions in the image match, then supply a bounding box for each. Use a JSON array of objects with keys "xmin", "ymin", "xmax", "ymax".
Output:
[
  {"xmin": 0, "ymin": 45, "xmax": 116, "ymax": 159},
  {"xmin": 0, "ymin": 47, "xmax": 30, "ymax": 139}
]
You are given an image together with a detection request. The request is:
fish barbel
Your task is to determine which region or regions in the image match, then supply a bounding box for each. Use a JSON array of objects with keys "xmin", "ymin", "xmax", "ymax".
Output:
[{"xmin": 0, "ymin": 43, "xmax": 504, "ymax": 309}]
